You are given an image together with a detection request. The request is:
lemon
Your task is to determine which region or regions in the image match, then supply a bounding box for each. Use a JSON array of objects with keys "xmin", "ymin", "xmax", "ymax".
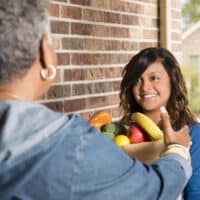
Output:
[{"xmin": 114, "ymin": 135, "xmax": 130, "ymax": 147}]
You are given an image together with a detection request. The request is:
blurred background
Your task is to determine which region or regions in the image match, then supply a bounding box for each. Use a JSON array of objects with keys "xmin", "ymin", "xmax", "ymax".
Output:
[{"xmin": 182, "ymin": 0, "xmax": 200, "ymax": 115}]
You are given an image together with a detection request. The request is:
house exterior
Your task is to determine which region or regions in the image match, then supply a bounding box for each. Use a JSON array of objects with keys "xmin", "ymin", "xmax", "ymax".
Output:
[
  {"xmin": 182, "ymin": 21, "xmax": 200, "ymax": 71},
  {"xmin": 43, "ymin": 0, "xmax": 182, "ymax": 121}
]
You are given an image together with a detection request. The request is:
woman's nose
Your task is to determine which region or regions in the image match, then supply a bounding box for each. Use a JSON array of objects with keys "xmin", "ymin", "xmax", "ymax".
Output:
[{"xmin": 140, "ymin": 79, "xmax": 151, "ymax": 92}]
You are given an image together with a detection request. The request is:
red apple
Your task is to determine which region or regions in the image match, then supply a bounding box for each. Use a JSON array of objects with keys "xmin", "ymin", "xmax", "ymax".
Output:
[{"xmin": 128, "ymin": 124, "xmax": 150, "ymax": 144}]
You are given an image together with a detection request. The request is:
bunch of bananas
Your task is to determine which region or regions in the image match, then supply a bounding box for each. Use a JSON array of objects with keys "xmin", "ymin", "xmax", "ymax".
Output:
[{"xmin": 132, "ymin": 112, "xmax": 163, "ymax": 141}]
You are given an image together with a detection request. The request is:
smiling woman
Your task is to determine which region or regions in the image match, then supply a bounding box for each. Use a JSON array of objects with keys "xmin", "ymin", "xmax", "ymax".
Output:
[{"xmin": 119, "ymin": 47, "xmax": 200, "ymax": 200}]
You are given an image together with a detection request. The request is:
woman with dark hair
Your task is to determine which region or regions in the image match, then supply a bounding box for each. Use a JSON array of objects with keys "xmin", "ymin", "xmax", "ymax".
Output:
[{"xmin": 120, "ymin": 47, "xmax": 200, "ymax": 200}]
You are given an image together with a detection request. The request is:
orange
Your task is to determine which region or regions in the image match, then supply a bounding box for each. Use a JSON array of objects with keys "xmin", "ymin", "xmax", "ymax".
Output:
[
  {"xmin": 89, "ymin": 110, "xmax": 112, "ymax": 131},
  {"xmin": 114, "ymin": 135, "xmax": 130, "ymax": 147}
]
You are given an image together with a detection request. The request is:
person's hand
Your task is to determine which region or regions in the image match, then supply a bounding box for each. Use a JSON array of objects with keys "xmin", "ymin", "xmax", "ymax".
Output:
[{"xmin": 160, "ymin": 106, "xmax": 192, "ymax": 149}]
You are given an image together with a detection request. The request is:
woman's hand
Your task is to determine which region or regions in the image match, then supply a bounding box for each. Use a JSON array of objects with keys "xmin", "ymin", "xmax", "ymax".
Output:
[{"xmin": 160, "ymin": 106, "xmax": 191, "ymax": 148}]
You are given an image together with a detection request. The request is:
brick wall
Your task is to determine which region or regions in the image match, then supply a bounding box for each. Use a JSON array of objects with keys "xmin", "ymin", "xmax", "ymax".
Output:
[
  {"xmin": 41, "ymin": 0, "xmax": 182, "ymax": 121},
  {"xmin": 170, "ymin": 0, "xmax": 182, "ymax": 63}
]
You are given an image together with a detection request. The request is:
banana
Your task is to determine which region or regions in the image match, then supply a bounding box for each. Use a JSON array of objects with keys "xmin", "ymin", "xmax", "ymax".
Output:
[{"xmin": 131, "ymin": 112, "xmax": 163, "ymax": 140}]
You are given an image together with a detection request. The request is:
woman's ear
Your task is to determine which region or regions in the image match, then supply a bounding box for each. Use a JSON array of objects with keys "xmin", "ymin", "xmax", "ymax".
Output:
[
  {"xmin": 40, "ymin": 34, "xmax": 57, "ymax": 69},
  {"xmin": 39, "ymin": 34, "xmax": 57, "ymax": 80}
]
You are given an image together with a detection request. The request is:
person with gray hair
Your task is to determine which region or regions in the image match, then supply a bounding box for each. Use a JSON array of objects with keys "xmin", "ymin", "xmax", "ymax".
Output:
[{"xmin": 0, "ymin": 0, "xmax": 192, "ymax": 200}]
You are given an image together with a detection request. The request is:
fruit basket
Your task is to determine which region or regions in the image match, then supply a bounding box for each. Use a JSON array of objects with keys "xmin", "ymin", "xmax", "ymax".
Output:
[
  {"xmin": 122, "ymin": 140, "xmax": 164, "ymax": 163},
  {"xmin": 89, "ymin": 110, "xmax": 165, "ymax": 163}
]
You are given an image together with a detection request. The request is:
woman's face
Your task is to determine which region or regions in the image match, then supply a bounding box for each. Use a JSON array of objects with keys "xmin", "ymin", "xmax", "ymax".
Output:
[{"xmin": 132, "ymin": 61, "xmax": 171, "ymax": 114}]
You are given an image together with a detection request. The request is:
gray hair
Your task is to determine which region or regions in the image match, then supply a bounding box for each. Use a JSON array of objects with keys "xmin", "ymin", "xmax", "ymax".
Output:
[{"xmin": 0, "ymin": 0, "xmax": 50, "ymax": 83}]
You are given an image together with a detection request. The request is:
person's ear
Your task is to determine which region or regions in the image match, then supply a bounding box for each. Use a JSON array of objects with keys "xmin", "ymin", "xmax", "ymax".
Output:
[{"xmin": 39, "ymin": 34, "xmax": 57, "ymax": 80}]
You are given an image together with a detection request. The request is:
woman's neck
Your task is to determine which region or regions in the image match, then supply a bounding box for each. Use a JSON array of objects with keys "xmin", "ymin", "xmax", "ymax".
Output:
[
  {"xmin": 143, "ymin": 110, "xmax": 161, "ymax": 126},
  {"xmin": 0, "ymin": 90, "xmax": 25, "ymax": 100},
  {"xmin": 0, "ymin": 83, "xmax": 26, "ymax": 100}
]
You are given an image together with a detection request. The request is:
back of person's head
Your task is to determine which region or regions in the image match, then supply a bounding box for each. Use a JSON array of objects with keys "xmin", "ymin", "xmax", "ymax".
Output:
[{"xmin": 0, "ymin": 0, "xmax": 50, "ymax": 83}]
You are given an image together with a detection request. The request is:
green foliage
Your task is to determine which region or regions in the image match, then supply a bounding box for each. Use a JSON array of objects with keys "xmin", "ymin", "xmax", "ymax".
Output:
[
  {"xmin": 182, "ymin": 66, "xmax": 200, "ymax": 114},
  {"xmin": 182, "ymin": 0, "xmax": 200, "ymax": 27},
  {"xmin": 188, "ymin": 92, "xmax": 200, "ymax": 114}
]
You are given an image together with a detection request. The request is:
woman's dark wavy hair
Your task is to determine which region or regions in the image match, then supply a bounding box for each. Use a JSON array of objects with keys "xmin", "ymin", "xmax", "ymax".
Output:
[{"xmin": 120, "ymin": 47, "xmax": 197, "ymax": 130}]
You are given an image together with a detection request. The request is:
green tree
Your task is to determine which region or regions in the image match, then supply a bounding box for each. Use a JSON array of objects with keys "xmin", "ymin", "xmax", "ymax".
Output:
[{"xmin": 182, "ymin": 0, "xmax": 200, "ymax": 27}]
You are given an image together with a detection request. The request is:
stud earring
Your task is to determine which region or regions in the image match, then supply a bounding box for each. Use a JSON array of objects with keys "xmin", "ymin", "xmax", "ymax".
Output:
[{"xmin": 40, "ymin": 64, "xmax": 56, "ymax": 80}]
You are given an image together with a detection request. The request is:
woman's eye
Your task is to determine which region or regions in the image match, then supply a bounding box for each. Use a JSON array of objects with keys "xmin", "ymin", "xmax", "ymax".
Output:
[
  {"xmin": 134, "ymin": 78, "xmax": 141, "ymax": 85},
  {"xmin": 150, "ymin": 75, "xmax": 160, "ymax": 81}
]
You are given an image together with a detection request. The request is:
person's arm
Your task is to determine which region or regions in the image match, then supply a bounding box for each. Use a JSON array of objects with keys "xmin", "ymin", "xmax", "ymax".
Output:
[
  {"xmin": 183, "ymin": 124, "xmax": 200, "ymax": 200},
  {"xmin": 69, "ymin": 107, "xmax": 192, "ymax": 200}
]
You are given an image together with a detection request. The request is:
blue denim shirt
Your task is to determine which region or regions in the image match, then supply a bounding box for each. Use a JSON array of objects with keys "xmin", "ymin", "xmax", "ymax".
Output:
[{"xmin": 0, "ymin": 100, "xmax": 191, "ymax": 200}]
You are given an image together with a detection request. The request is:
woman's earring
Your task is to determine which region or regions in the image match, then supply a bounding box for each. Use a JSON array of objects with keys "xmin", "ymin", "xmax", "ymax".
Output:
[{"xmin": 40, "ymin": 64, "xmax": 56, "ymax": 80}]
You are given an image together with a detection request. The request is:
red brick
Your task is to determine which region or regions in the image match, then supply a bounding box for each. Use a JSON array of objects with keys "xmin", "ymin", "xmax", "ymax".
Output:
[
  {"xmin": 107, "ymin": 40, "xmax": 122, "ymax": 50},
  {"xmin": 121, "ymin": 2, "xmax": 144, "ymax": 14},
  {"xmin": 86, "ymin": 68, "xmax": 105, "ymax": 80},
  {"xmin": 70, "ymin": 0, "xmax": 91, "ymax": 6},
  {"xmin": 83, "ymin": 9, "xmax": 104, "ymax": 22},
  {"xmin": 47, "ymin": 85, "xmax": 71, "ymax": 99},
  {"xmin": 105, "ymin": 67, "xmax": 122, "ymax": 78},
  {"xmin": 90, "ymin": 0, "xmax": 110, "ymax": 9},
  {"xmin": 63, "ymin": 85, "xmax": 71, "ymax": 97},
  {"xmin": 111, "ymin": 107, "xmax": 121, "ymax": 118},
  {"xmin": 71, "ymin": 23, "xmax": 93, "ymax": 35},
  {"xmin": 71, "ymin": 54, "xmax": 111, "ymax": 65},
  {"xmin": 140, "ymin": 42, "xmax": 158, "ymax": 49},
  {"xmin": 144, "ymin": 5, "xmax": 157, "ymax": 16},
  {"xmin": 110, "ymin": 0, "xmax": 121, "ymax": 11},
  {"xmin": 50, "ymin": 21, "xmax": 69, "ymax": 34},
  {"xmin": 93, "ymin": 82, "xmax": 113, "ymax": 93},
  {"xmin": 64, "ymin": 99, "xmax": 86, "ymax": 112},
  {"xmin": 72, "ymin": 83, "xmax": 93, "ymax": 96},
  {"xmin": 110, "ymin": 27, "xmax": 129, "ymax": 38},
  {"xmin": 92, "ymin": 25, "xmax": 110, "ymax": 37},
  {"xmin": 52, "ymin": 37, "xmax": 61, "ymax": 50},
  {"xmin": 112, "ymin": 80, "xmax": 121, "ymax": 91},
  {"xmin": 87, "ymin": 96, "xmax": 107, "ymax": 109},
  {"xmin": 62, "ymin": 38, "xmax": 84, "ymax": 50},
  {"xmin": 61, "ymin": 6, "xmax": 82, "ymax": 19},
  {"xmin": 47, "ymin": 85, "xmax": 64, "ymax": 99},
  {"xmin": 143, "ymin": 29, "xmax": 158, "ymax": 39},
  {"xmin": 139, "ymin": 17, "xmax": 158, "ymax": 28},
  {"xmin": 54, "ymin": 68, "xmax": 62, "ymax": 83},
  {"xmin": 106, "ymin": 94, "xmax": 120, "ymax": 105},
  {"xmin": 104, "ymin": 12, "xmax": 120, "ymax": 24},
  {"xmin": 64, "ymin": 69, "xmax": 85, "ymax": 81},
  {"xmin": 122, "ymin": 15, "xmax": 139, "ymax": 26},
  {"xmin": 85, "ymin": 39, "xmax": 106, "ymax": 50},
  {"xmin": 122, "ymin": 41, "xmax": 140, "ymax": 51},
  {"xmin": 57, "ymin": 53, "xmax": 70, "ymax": 65},
  {"xmin": 49, "ymin": 4, "xmax": 59, "ymax": 17},
  {"xmin": 110, "ymin": 54, "xmax": 130, "ymax": 64},
  {"xmin": 44, "ymin": 101, "xmax": 64, "ymax": 112}
]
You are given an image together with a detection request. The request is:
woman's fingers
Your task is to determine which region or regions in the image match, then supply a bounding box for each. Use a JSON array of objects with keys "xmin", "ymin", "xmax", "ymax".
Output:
[
  {"xmin": 160, "ymin": 106, "xmax": 191, "ymax": 148},
  {"xmin": 160, "ymin": 106, "xmax": 174, "ymax": 135}
]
